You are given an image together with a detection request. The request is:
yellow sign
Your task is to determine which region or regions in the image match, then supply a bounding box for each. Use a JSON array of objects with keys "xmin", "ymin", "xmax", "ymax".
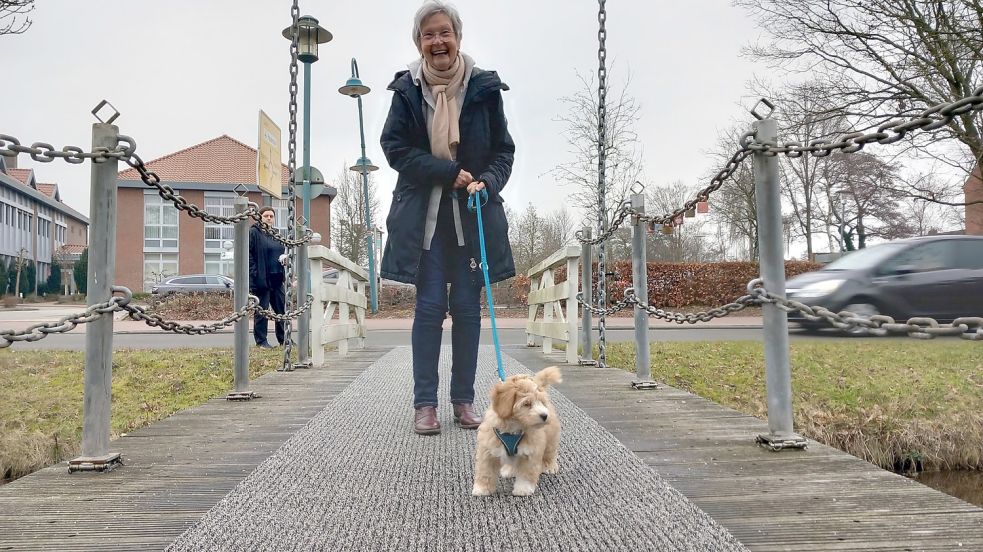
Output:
[{"xmin": 257, "ymin": 110, "xmax": 282, "ymax": 199}]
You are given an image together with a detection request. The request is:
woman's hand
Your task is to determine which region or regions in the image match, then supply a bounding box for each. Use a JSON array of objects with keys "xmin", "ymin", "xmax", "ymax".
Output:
[
  {"xmin": 453, "ymin": 169, "xmax": 473, "ymax": 189},
  {"xmin": 466, "ymin": 180, "xmax": 486, "ymax": 195}
]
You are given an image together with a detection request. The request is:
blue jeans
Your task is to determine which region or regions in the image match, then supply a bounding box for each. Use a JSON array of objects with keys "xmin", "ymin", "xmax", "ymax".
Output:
[{"xmin": 412, "ymin": 203, "xmax": 481, "ymax": 408}]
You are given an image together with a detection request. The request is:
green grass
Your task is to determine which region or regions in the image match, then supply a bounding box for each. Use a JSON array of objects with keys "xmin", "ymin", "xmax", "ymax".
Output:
[
  {"xmin": 603, "ymin": 340, "xmax": 983, "ymax": 471},
  {"xmin": 0, "ymin": 347, "xmax": 285, "ymax": 482}
]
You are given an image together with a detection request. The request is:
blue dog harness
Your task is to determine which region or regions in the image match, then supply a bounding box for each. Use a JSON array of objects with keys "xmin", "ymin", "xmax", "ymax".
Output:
[{"xmin": 494, "ymin": 429, "xmax": 525, "ymax": 457}]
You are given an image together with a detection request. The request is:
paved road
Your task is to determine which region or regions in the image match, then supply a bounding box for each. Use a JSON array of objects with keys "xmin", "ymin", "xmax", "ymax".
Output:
[{"xmin": 3, "ymin": 326, "xmax": 861, "ymax": 351}]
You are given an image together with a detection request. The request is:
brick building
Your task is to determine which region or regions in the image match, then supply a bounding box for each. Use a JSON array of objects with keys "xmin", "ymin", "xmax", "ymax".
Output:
[
  {"xmin": 965, "ymin": 163, "xmax": 983, "ymax": 235},
  {"xmin": 115, "ymin": 135, "xmax": 336, "ymax": 292},
  {"xmin": 0, "ymin": 155, "xmax": 89, "ymax": 293}
]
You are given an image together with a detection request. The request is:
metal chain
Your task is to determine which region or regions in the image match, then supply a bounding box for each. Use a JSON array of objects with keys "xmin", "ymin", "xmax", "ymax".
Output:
[
  {"xmin": 595, "ymin": 0, "xmax": 608, "ymax": 368},
  {"xmin": 628, "ymin": 142, "xmax": 754, "ymax": 226},
  {"xmin": 575, "ymin": 200, "xmax": 631, "ymax": 245},
  {"xmin": 120, "ymin": 294, "xmax": 260, "ymax": 335},
  {"xmin": 123, "ymin": 150, "xmax": 312, "ymax": 247},
  {"xmin": 624, "ymin": 288, "xmax": 760, "ymax": 323},
  {"xmin": 745, "ymin": 86, "xmax": 983, "ymax": 159},
  {"xmin": 0, "ymin": 290, "xmax": 130, "ymax": 348},
  {"xmin": 255, "ymin": 294, "xmax": 313, "ymax": 322},
  {"xmin": 749, "ymin": 281, "xmax": 983, "ymax": 340},
  {"xmin": 0, "ymin": 133, "xmax": 133, "ymax": 164},
  {"xmin": 0, "ymin": 131, "xmax": 311, "ymax": 247},
  {"xmin": 282, "ymin": 0, "xmax": 301, "ymax": 370}
]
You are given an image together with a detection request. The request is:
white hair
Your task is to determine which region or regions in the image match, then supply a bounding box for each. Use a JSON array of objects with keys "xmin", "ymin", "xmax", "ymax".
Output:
[{"xmin": 412, "ymin": 0, "xmax": 463, "ymax": 51}]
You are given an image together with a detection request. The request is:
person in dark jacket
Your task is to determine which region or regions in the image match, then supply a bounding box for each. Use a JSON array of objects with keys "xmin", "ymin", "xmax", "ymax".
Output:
[
  {"xmin": 381, "ymin": 0, "xmax": 516, "ymax": 435},
  {"xmin": 249, "ymin": 206, "xmax": 286, "ymax": 349}
]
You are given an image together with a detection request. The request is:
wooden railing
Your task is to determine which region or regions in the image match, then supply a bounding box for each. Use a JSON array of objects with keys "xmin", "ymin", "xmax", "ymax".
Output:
[
  {"xmin": 526, "ymin": 245, "xmax": 580, "ymax": 364},
  {"xmin": 307, "ymin": 245, "xmax": 368, "ymax": 366}
]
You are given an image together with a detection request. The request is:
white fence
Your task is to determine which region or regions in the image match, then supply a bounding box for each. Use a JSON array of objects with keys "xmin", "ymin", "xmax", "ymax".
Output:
[
  {"xmin": 525, "ymin": 245, "xmax": 581, "ymax": 364},
  {"xmin": 308, "ymin": 245, "xmax": 368, "ymax": 366}
]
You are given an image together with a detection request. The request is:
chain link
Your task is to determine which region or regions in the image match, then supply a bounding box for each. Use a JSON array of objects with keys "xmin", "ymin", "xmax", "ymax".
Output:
[
  {"xmin": 119, "ymin": 294, "xmax": 260, "ymax": 335},
  {"xmin": 745, "ymin": 86, "xmax": 983, "ymax": 159},
  {"xmin": 624, "ymin": 288, "xmax": 760, "ymax": 324},
  {"xmin": 595, "ymin": 0, "xmax": 609, "ymax": 368},
  {"xmin": 0, "ymin": 131, "xmax": 310, "ymax": 247},
  {"xmin": 749, "ymin": 281, "xmax": 983, "ymax": 340},
  {"xmin": 282, "ymin": 0, "xmax": 301, "ymax": 370},
  {"xmin": 0, "ymin": 133, "xmax": 132, "ymax": 164},
  {"xmin": 0, "ymin": 289, "xmax": 131, "ymax": 348}
]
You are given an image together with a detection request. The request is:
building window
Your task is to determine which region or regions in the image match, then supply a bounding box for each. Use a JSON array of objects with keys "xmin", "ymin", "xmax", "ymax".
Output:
[
  {"xmin": 144, "ymin": 193, "xmax": 178, "ymax": 250},
  {"xmin": 204, "ymin": 194, "xmax": 236, "ymax": 251},
  {"xmin": 273, "ymin": 198, "xmax": 289, "ymax": 236},
  {"xmin": 143, "ymin": 253, "xmax": 178, "ymax": 292},
  {"xmin": 204, "ymin": 253, "xmax": 235, "ymax": 278}
]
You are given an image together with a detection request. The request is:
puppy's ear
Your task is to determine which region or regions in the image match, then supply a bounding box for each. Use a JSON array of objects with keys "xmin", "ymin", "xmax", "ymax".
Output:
[
  {"xmin": 534, "ymin": 366, "xmax": 563, "ymax": 388},
  {"xmin": 491, "ymin": 382, "xmax": 517, "ymax": 420}
]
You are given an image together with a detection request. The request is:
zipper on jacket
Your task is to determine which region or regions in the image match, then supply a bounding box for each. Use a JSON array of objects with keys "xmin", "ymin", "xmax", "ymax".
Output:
[{"xmin": 469, "ymin": 257, "xmax": 478, "ymax": 272}]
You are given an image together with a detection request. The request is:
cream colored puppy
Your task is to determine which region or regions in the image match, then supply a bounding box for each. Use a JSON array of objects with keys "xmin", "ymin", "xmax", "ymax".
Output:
[{"xmin": 472, "ymin": 366, "xmax": 562, "ymax": 496}]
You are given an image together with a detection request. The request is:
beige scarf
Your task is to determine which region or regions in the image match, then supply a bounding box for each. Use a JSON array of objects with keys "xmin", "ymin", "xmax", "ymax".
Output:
[{"xmin": 422, "ymin": 54, "xmax": 466, "ymax": 160}]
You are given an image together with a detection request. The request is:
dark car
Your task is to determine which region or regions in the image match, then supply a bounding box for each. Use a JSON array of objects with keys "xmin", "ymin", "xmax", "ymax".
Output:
[
  {"xmin": 785, "ymin": 235, "xmax": 983, "ymax": 334},
  {"xmin": 151, "ymin": 274, "xmax": 234, "ymax": 295}
]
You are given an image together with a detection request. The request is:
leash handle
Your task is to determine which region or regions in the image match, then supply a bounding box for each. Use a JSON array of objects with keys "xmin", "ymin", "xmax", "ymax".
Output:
[{"xmin": 470, "ymin": 188, "xmax": 506, "ymax": 382}]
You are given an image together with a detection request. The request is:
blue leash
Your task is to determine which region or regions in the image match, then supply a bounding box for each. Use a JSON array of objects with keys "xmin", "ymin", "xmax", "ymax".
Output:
[{"xmin": 467, "ymin": 189, "xmax": 507, "ymax": 383}]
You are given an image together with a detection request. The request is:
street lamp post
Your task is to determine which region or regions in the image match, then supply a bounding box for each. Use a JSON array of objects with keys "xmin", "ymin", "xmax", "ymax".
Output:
[
  {"xmin": 282, "ymin": 15, "xmax": 331, "ymax": 366},
  {"xmin": 339, "ymin": 58, "xmax": 379, "ymax": 313}
]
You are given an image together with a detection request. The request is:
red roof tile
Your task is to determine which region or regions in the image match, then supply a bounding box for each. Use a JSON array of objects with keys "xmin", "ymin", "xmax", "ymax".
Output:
[
  {"xmin": 7, "ymin": 168, "xmax": 34, "ymax": 186},
  {"xmin": 117, "ymin": 135, "xmax": 290, "ymax": 185},
  {"xmin": 38, "ymin": 183, "xmax": 58, "ymax": 198}
]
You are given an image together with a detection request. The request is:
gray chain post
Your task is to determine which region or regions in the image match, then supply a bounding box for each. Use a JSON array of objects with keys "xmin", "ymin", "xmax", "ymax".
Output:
[
  {"xmin": 580, "ymin": 228, "xmax": 595, "ymax": 365},
  {"xmin": 229, "ymin": 194, "xmax": 257, "ymax": 400},
  {"xmin": 751, "ymin": 105, "xmax": 807, "ymax": 451},
  {"xmin": 629, "ymin": 193, "xmax": 657, "ymax": 390},
  {"xmin": 69, "ymin": 122, "xmax": 122, "ymax": 473},
  {"xmin": 596, "ymin": 0, "xmax": 608, "ymax": 369}
]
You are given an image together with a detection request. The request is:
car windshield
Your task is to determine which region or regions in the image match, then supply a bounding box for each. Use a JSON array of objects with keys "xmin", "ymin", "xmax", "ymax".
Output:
[{"xmin": 823, "ymin": 242, "xmax": 907, "ymax": 271}]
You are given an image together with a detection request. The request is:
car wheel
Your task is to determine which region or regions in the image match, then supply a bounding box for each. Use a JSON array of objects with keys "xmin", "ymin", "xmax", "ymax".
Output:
[{"xmin": 840, "ymin": 302, "xmax": 880, "ymax": 336}]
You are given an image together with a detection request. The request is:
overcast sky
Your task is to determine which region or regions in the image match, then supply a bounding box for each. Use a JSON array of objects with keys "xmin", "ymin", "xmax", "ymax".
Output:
[{"xmin": 5, "ymin": 0, "xmax": 770, "ymax": 229}]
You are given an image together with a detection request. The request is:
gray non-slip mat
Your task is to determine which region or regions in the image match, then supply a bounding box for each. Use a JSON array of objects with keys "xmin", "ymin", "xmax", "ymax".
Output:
[{"xmin": 167, "ymin": 346, "xmax": 747, "ymax": 551}]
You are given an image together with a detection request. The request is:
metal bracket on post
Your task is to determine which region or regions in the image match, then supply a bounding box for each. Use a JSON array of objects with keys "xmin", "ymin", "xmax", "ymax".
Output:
[
  {"xmin": 755, "ymin": 433, "xmax": 808, "ymax": 451},
  {"xmin": 68, "ymin": 455, "xmax": 123, "ymax": 473},
  {"xmin": 630, "ymin": 381, "xmax": 659, "ymax": 390}
]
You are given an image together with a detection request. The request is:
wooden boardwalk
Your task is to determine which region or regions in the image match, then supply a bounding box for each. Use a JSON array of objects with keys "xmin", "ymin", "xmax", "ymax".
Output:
[
  {"xmin": 0, "ymin": 347, "xmax": 386, "ymax": 551},
  {"xmin": 1, "ymin": 344, "xmax": 981, "ymax": 551},
  {"xmin": 509, "ymin": 346, "xmax": 983, "ymax": 552}
]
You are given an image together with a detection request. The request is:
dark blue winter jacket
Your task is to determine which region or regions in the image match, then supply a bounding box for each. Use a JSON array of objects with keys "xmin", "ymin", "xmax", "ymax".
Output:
[{"xmin": 379, "ymin": 66, "xmax": 516, "ymax": 286}]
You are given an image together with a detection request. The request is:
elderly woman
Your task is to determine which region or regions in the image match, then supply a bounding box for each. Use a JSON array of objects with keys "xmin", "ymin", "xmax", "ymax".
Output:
[{"xmin": 380, "ymin": 0, "xmax": 516, "ymax": 435}]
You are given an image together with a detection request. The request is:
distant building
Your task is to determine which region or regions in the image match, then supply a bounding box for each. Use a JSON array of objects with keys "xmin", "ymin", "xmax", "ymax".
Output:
[
  {"xmin": 0, "ymin": 155, "xmax": 89, "ymax": 293},
  {"xmin": 115, "ymin": 135, "xmax": 336, "ymax": 292},
  {"xmin": 965, "ymin": 163, "xmax": 983, "ymax": 236}
]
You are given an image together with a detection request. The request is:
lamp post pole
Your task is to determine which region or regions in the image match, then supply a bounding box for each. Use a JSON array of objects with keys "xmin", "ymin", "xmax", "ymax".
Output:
[{"xmin": 339, "ymin": 58, "xmax": 379, "ymax": 313}]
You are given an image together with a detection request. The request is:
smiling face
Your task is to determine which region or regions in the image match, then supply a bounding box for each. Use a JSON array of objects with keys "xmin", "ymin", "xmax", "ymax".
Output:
[{"xmin": 418, "ymin": 12, "xmax": 459, "ymax": 71}]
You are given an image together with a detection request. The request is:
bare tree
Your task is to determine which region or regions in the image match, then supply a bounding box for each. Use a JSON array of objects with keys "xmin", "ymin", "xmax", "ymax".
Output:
[
  {"xmin": 330, "ymin": 163, "xmax": 380, "ymax": 266},
  {"xmin": 822, "ymin": 152, "xmax": 909, "ymax": 249},
  {"xmin": 551, "ymin": 70, "xmax": 643, "ymax": 226},
  {"xmin": 737, "ymin": 0, "xmax": 983, "ymax": 199},
  {"xmin": 0, "ymin": 0, "xmax": 33, "ymax": 35},
  {"xmin": 644, "ymin": 181, "xmax": 716, "ymax": 262},
  {"xmin": 706, "ymin": 126, "xmax": 760, "ymax": 260}
]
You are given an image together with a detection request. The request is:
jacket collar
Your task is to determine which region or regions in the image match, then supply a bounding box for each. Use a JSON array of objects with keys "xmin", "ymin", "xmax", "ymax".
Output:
[{"xmin": 387, "ymin": 64, "xmax": 509, "ymax": 105}]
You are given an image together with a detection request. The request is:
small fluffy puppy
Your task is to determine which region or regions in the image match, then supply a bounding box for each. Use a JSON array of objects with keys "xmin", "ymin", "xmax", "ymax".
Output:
[{"xmin": 472, "ymin": 366, "xmax": 562, "ymax": 496}]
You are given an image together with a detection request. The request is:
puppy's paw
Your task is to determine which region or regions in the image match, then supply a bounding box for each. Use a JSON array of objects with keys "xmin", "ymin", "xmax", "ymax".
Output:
[
  {"xmin": 499, "ymin": 464, "xmax": 516, "ymax": 478},
  {"xmin": 472, "ymin": 484, "xmax": 494, "ymax": 496},
  {"xmin": 542, "ymin": 460, "xmax": 559, "ymax": 475},
  {"xmin": 511, "ymin": 480, "xmax": 537, "ymax": 496}
]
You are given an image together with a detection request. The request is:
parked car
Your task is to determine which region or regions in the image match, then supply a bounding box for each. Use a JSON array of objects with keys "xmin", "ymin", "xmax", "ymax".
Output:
[
  {"xmin": 785, "ymin": 235, "xmax": 983, "ymax": 334},
  {"xmin": 151, "ymin": 274, "xmax": 234, "ymax": 295}
]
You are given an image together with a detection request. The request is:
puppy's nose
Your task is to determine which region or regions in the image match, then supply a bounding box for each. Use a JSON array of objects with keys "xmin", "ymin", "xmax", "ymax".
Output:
[{"xmin": 540, "ymin": 413, "xmax": 548, "ymax": 422}]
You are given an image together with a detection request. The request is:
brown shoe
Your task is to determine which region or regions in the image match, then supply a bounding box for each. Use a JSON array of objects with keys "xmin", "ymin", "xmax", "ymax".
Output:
[
  {"xmin": 453, "ymin": 403, "xmax": 482, "ymax": 429},
  {"xmin": 413, "ymin": 406, "xmax": 440, "ymax": 435}
]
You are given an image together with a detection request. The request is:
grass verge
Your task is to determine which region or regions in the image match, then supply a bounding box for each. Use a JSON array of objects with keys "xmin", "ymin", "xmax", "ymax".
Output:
[
  {"xmin": 0, "ymin": 347, "xmax": 285, "ymax": 483},
  {"xmin": 603, "ymin": 340, "xmax": 983, "ymax": 471}
]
